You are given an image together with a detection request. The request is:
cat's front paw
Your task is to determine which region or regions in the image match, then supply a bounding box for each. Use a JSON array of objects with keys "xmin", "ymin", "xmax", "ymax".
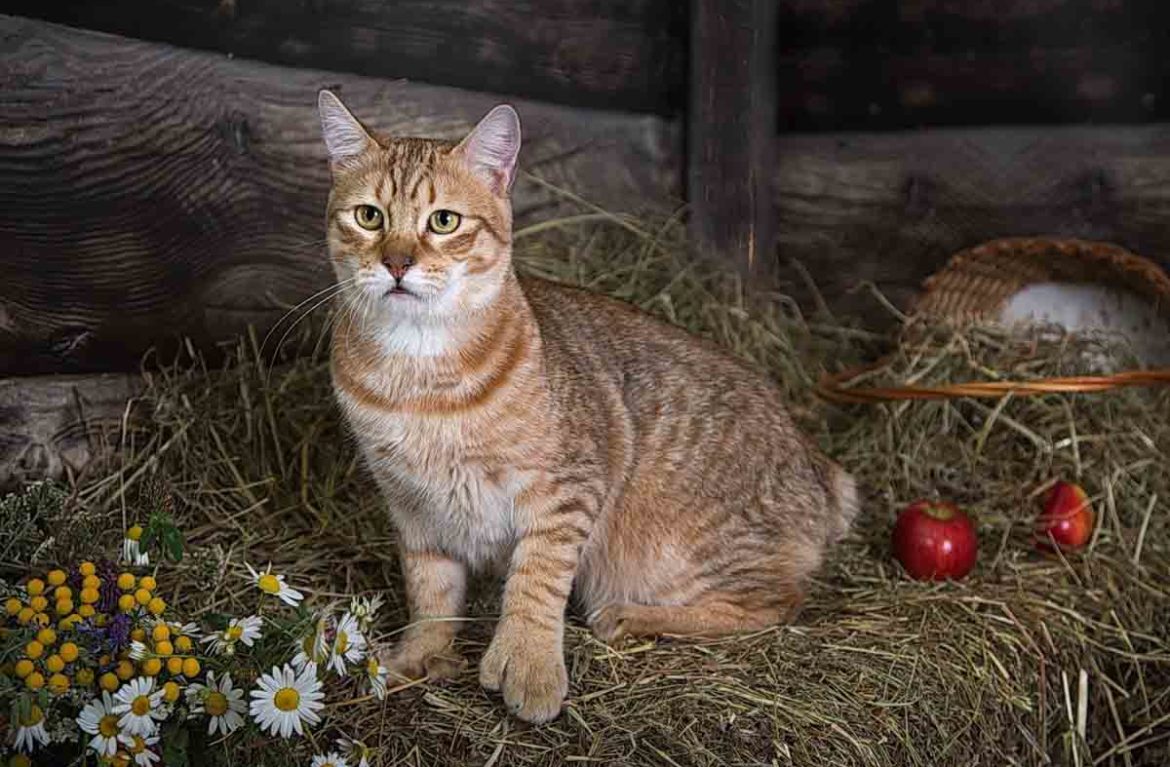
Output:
[
  {"xmin": 381, "ymin": 639, "xmax": 466, "ymax": 684},
  {"xmin": 479, "ymin": 617, "xmax": 568, "ymax": 724}
]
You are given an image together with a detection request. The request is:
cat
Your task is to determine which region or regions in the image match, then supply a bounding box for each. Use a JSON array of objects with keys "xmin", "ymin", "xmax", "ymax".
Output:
[{"xmin": 317, "ymin": 90, "xmax": 859, "ymax": 723}]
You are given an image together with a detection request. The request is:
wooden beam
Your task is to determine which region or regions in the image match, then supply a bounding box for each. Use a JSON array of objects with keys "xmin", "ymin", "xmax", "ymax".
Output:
[
  {"xmin": 6, "ymin": 0, "xmax": 687, "ymax": 117},
  {"xmin": 0, "ymin": 373, "xmax": 143, "ymax": 491},
  {"xmin": 688, "ymin": 0, "xmax": 777, "ymax": 275},
  {"xmin": 0, "ymin": 15, "xmax": 681, "ymax": 376}
]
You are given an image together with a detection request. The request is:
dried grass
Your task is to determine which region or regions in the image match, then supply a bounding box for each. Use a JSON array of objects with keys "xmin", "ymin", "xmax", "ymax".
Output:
[{"xmin": 30, "ymin": 199, "xmax": 1170, "ymax": 766}]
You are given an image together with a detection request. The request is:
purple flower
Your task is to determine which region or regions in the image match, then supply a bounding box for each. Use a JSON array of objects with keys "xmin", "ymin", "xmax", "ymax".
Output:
[{"xmin": 107, "ymin": 613, "xmax": 132, "ymax": 650}]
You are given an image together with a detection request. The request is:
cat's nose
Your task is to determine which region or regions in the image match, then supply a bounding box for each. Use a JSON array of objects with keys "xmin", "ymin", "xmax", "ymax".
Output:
[{"xmin": 382, "ymin": 254, "xmax": 415, "ymax": 281}]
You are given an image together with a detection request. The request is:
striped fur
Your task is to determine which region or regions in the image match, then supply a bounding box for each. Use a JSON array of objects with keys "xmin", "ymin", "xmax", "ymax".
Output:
[{"xmin": 321, "ymin": 96, "xmax": 859, "ymax": 723}]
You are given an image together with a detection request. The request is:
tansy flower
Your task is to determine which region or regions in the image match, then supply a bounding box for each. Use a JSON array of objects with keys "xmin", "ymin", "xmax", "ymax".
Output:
[
  {"xmin": 112, "ymin": 677, "xmax": 167, "ymax": 737},
  {"xmin": 327, "ymin": 612, "xmax": 366, "ymax": 676},
  {"xmin": 201, "ymin": 615, "xmax": 262, "ymax": 656},
  {"xmin": 336, "ymin": 738, "xmax": 372, "ymax": 767},
  {"xmin": 363, "ymin": 657, "xmax": 390, "ymax": 700},
  {"xmin": 245, "ymin": 562, "xmax": 304, "ymax": 607},
  {"xmin": 249, "ymin": 662, "xmax": 325, "ymax": 738},
  {"xmin": 79, "ymin": 691, "xmax": 123, "ymax": 756},
  {"xmin": 187, "ymin": 671, "xmax": 247, "ymax": 736},
  {"xmin": 310, "ymin": 752, "xmax": 350, "ymax": 767},
  {"xmin": 119, "ymin": 732, "xmax": 160, "ymax": 766},
  {"xmin": 14, "ymin": 704, "xmax": 51, "ymax": 752}
]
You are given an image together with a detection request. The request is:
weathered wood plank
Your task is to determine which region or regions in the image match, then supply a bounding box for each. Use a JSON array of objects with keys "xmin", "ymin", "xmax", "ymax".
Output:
[
  {"xmin": 6, "ymin": 0, "xmax": 687, "ymax": 117},
  {"xmin": 12, "ymin": 1, "xmax": 1170, "ymax": 131},
  {"xmin": 776, "ymin": 0, "xmax": 1170, "ymax": 130},
  {"xmin": 772, "ymin": 124, "xmax": 1170, "ymax": 325},
  {"xmin": 687, "ymin": 0, "xmax": 777, "ymax": 275},
  {"xmin": 0, "ymin": 374, "xmax": 143, "ymax": 491},
  {"xmin": 0, "ymin": 15, "xmax": 680, "ymax": 375}
]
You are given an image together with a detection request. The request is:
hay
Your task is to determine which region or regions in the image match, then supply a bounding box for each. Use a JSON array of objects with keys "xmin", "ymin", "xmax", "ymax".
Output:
[{"xmin": 15, "ymin": 202, "xmax": 1170, "ymax": 766}]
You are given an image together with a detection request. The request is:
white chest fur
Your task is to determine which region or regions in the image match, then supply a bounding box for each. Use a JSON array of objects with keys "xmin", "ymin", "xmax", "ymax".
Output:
[{"xmin": 336, "ymin": 389, "xmax": 521, "ymax": 572}]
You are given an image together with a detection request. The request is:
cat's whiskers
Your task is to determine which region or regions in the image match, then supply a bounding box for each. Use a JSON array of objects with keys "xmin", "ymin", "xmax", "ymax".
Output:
[
  {"xmin": 259, "ymin": 276, "xmax": 356, "ymax": 364},
  {"xmin": 263, "ymin": 278, "xmax": 356, "ymax": 387}
]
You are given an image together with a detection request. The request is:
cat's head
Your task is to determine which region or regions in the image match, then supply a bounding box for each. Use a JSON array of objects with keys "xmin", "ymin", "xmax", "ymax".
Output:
[{"xmin": 318, "ymin": 90, "xmax": 520, "ymax": 322}]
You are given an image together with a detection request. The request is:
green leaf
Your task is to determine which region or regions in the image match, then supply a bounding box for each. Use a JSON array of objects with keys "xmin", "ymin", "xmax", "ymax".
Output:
[{"xmin": 163, "ymin": 525, "xmax": 185, "ymax": 562}]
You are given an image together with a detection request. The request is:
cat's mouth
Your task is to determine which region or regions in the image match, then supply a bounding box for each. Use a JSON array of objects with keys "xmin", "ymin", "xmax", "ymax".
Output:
[{"xmin": 385, "ymin": 286, "xmax": 417, "ymax": 299}]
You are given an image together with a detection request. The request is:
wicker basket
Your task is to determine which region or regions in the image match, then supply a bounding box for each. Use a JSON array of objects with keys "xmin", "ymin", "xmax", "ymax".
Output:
[
  {"xmin": 913, "ymin": 237, "xmax": 1170, "ymax": 325},
  {"xmin": 817, "ymin": 237, "xmax": 1170, "ymax": 404}
]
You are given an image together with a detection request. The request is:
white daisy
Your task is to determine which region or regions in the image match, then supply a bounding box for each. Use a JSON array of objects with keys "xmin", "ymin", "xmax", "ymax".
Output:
[
  {"xmin": 362, "ymin": 657, "xmax": 390, "ymax": 700},
  {"xmin": 78, "ymin": 691, "xmax": 124, "ymax": 756},
  {"xmin": 187, "ymin": 671, "xmax": 247, "ymax": 736},
  {"xmin": 122, "ymin": 537, "xmax": 150, "ymax": 566},
  {"xmin": 14, "ymin": 704, "xmax": 51, "ymax": 752},
  {"xmin": 291, "ymin": 615, "xmax": 330, "ymax": 672},
  {"xmin": 310, "ymin": 752, "xmax": 350, "ymax": 767},
  {"xmin": 327, "ymin": 612, "xmax": 366, "ymax": 676},
  {"xmin": 348, "ymin": 594, "xmax": 384, "ymax": 634},
  {"xmin": 336, "ymin": 738, "xmax": 372, "ymax": 767},
  {"xmin": 201, "ymin": 615, "xmax": 263, "ymax": 656},
  {"xmin": 245, "ymin": 562, "xmax": 304, "ymax": 607},
  {"xmin": 249, "ymin": 662, "xmax": 325, "ymax": 738},
  {"xmin": 128, "ymin": 640, "xmax": 150, "ymax": 661},
  {"xmin": 112, "ymin": 677, "xmax": 167, "ymax": 737},
  {"xmin": 119, "ymin": 732, "xmax": 161, "ymax": 766}
]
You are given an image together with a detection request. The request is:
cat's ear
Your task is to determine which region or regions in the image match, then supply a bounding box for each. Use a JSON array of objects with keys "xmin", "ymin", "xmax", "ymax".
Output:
[
  {"xmin": 318, "ymin": 90, "xmax": 375, "ymax": 163},
  {"xmin": 455, "ymin": 105, "xmax": 521, "ymax": 196}
]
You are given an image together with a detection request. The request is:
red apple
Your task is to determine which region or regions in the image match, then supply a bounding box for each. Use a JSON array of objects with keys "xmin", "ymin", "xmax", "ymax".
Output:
[
  {"xmin": 892, "ymin": 500, "xmax": 978, "ymax": 581},
  {"xmin": 1035, "ymin": 481, "xmax": 1094, "ymax": 552}
]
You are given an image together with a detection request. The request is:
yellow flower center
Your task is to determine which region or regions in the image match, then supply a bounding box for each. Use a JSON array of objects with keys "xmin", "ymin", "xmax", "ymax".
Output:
[
  {"xmin": 336, "ymin": 631, "xmax": 349, "ymax": 655},
  {"xmin": 205, "ymin": 691, "xmax": 229, "ymax": 716},
  {"xmin": 273, "ymin": 687, "xmax": 300, "ymax": 712},
  {"xmin": 226, "ymin": 625, "xmax": 244, "ymax": 641},
  {"xmin": 20, "ymin": 705, "xmax": 44, "ymax": 727},
  {"xmin": 129, "ymin": 735, "xmax": 147, "ymax": 754},
  {"xmin": 131, "ymin": 695, "xmax": 152, "ymax": 716},
  {"xmin": 366, "ymin": 657, "xmax": 379, "ymax": 675},
  {"xmin": 99, "ymin": 714, "xmax": 120, "ymax": 737},
  {"xmin": 257, "ymin": 574, "xmax": 281, "ymax": 594}
]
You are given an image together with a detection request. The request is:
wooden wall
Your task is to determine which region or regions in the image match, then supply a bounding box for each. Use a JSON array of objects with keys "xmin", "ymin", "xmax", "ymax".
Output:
[{"xmin": 11, "ymin": 1, "xmax": 1170, "ymax": 130}]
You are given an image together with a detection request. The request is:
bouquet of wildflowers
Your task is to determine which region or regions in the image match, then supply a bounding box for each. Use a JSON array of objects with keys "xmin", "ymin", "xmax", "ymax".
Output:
[{"xmin": 2, "ymin": 510, "xmax": 389, "ymax": 767}]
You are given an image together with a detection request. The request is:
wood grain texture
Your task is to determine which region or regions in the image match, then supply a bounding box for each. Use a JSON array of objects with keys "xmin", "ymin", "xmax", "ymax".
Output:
[
  {"xmin": 776, "ymin": 0, "xmax": 1170, "ymax": 130},
  {"xmin": 772, "ymin": 124, "xmax": 1170, "ymax": 325},
  {"xmin": 0, "ymin": 373, "xmax": 143, "ymax": 491},
  {"xmin": 12, "ymin": 1, "xmax": 1170, "ymax": 131},
  {"xmin": 0, "ymin": 15, "xmax": 680, "ymax": 375},
  {"xmin": 6, "ymin": 0, "xmax": 688, "ymax": 116},
  {"xmin": 688, "ymin": 0, "xmax": 777, "ymax": 275}
]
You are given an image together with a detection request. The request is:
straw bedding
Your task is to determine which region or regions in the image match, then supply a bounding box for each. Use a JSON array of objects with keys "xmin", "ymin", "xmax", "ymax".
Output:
[{"xmin": 7, "ymin": 204, "xmax": 1169, "ymax": 766}]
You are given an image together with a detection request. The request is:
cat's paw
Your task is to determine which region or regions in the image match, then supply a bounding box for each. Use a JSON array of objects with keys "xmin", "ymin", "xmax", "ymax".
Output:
[
  {"xmin": 479, "ymin": 618, "xmax": 568, "ymax": 724},
  {"xmin": 381, "ymin": 641, "xmax": 466, "ymax": 684},
  {"xmin": 588, "ymin": 603, "xmax": 635, "ymax": 644}
]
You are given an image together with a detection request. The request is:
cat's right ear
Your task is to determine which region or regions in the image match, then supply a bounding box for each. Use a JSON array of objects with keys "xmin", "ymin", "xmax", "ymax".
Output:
[{"xmin": 318, "ymin": 90, "xmax": 374, "ymax": 164}]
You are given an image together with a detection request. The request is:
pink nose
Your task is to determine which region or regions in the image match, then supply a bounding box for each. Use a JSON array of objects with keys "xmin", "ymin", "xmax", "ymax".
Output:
[{"xmin": 382, "ymin": 255, "xmax": 414, "ymax": 281}]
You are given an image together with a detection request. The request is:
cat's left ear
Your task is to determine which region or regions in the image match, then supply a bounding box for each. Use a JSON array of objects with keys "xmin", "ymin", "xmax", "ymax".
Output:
[{"xmin": 455, "ymin": 105, "xmax": 521, "ymax": 197}]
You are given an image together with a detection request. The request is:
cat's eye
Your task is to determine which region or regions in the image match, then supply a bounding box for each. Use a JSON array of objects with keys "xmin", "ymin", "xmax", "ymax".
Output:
[
  {"xmin": 428, "ymin": 209, "xmax": 462, "ymax": 235},
  {"xmin": 354, "ymin": 205, "xmax": 384, "ymax": 230}
]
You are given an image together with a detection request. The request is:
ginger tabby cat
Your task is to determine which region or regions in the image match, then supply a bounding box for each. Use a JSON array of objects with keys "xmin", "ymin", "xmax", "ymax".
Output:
[{"xmin": 318, "ymin": 91, "xmax": 859, "ymax": 723}]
